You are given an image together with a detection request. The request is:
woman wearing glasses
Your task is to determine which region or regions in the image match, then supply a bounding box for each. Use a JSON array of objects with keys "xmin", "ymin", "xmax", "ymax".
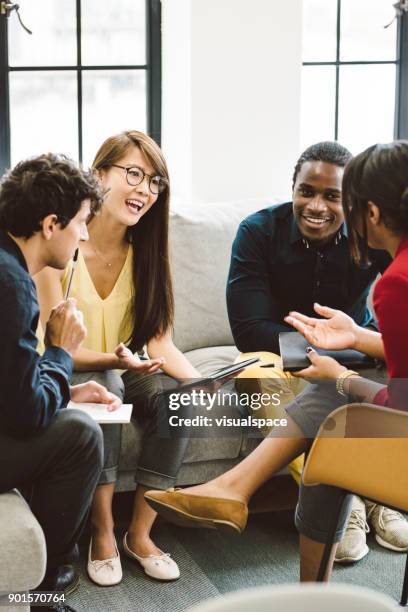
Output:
[{"xmin": 35, "ymin": 131, "xmax": 201, "ymax": 585}]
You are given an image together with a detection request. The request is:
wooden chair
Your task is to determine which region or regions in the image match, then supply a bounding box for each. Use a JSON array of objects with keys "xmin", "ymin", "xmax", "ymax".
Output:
[{"xmin": 302, "ymin": 403, "xmax": 408, "ymax": 606}]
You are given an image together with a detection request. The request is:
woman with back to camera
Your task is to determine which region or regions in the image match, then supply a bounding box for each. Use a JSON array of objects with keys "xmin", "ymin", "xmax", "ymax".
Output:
[
  {"xmin": 35, "ymin": 130, "xmax": 202, "ymax": 585},
  {"xmin": 144, "ymin": 140, "xmax": 408, "ymax": 581}
]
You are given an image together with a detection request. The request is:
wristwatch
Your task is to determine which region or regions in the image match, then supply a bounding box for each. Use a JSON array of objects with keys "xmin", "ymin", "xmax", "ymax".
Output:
[{"xmin": 336, "ymin": 369, "xmax": 360, "ymax": 397}]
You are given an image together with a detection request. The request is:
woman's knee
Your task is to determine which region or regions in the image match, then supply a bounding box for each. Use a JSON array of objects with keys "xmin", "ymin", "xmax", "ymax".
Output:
[{"xmin": 87, "ymin": 370, "xmax": 125, "ymax": 400}]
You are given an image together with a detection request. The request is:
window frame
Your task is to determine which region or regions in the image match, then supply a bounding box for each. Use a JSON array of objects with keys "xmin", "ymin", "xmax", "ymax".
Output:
[
  {"xmin": 0, "ymin": 0, "xmax": 161, "ymax": 174},
  {"xmin": 302, "ymin": 0, "xmax": 408, "ymax": 143},
  {"xmin": 396, "ymin": 8, "xmax": 408, "ymax": 139}
]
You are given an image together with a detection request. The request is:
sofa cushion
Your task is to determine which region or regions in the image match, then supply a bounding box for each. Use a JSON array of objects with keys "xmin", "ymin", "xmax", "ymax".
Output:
[
  {"xmin": 170, "ymin": 199, "xmax": 277, "ymax": 352},
  {"xmin": 184, "ymin": 345, "xmax": 239, "ymax": 375},
  {"xmin": 0, "ymin": 490, "xmax": 46, "ymax": 593}
]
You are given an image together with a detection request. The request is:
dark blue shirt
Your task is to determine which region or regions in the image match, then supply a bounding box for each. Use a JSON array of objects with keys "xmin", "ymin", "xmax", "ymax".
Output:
[
  {"xmin": 0, "ymin": 230, "xmax": 73, "ymax": 436},
  {"xmin": 227, "ymin": 202, "xmax": 391, "ymax": 354}
]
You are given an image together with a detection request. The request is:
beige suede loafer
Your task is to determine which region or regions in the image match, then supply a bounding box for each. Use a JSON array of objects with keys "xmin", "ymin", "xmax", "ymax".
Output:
[{"xmin": 144, "ymin": 489, "xmax": 248, "ymax": 534}]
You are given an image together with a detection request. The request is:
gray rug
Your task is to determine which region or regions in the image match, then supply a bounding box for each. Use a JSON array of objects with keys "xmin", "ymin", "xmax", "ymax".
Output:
[{"xmin": 67, "ymin": 511, "xmax": 405, "ymax": 611}]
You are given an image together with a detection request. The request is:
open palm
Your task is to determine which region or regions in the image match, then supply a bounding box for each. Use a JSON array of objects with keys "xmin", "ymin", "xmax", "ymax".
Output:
[
  {"xmin": 114, "ymin": 343, "xmax": 164, "ymax": 374},
  {"xmin": 284, "ymin": 303, "xmax": 357, "ymax": 350}
]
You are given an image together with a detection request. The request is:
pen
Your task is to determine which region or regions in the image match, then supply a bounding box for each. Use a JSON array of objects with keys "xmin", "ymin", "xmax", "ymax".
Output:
[{"xmin": 64, "ymin": 248, "xmax": 79, "ymax": 300}]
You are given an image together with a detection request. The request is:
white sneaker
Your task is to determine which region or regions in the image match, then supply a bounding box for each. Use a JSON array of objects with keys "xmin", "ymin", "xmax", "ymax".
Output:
[
  {"xmin": 366, "ymin": 501, "xmax": 408, "ymax": 552},
  {"xmin": 123, "ymin": 532, "xmax": 180, "ymax": 581},
  {"xmin": 334, "ymin": 496, "xmax": 370, "ymax": 563},
  {"xmin": 87, "ymin": 538, "xmax": 123, "ymax": 586}
]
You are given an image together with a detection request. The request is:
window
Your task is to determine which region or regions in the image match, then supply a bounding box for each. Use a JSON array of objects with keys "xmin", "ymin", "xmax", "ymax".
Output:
[
  {"xmin": 301, "ymin": 0, "xmax": 408, "ymax": 153},
  {"xmin": 0, "ymin": 0, "xmax": 161, "ymax": 174}
]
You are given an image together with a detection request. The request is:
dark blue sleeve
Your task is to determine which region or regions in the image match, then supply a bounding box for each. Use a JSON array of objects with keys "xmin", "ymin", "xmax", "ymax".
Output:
[
  {"xmin": 226, "ymin": 220, "xmax": 291, "ymax": 354},
  {"xmin": 0, "ymin": 278, "xmax": 73, "ymax": 436}
]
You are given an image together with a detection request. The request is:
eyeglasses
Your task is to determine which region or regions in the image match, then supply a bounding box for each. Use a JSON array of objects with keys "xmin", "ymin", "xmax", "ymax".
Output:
[{"xmin": 111, "ymin": 164, "xmax": 168, "ymax": 195}]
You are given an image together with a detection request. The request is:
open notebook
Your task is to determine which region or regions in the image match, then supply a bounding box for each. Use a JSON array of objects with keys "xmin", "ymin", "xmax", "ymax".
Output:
[
  {"xmin": 279, "ymin": 332, "xmax": 375, "ymax": 372},
  {"xmin": 67, "ymin": 402, "xmax": 132, "ymax": 424}
]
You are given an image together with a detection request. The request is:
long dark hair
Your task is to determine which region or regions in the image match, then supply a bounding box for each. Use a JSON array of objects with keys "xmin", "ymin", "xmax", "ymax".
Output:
[
  {"xmin": 92, "ymin": 131, "xmax": 174, "ymax": 352},
  {"xmin": 342, "ymin": 141, "xmax": 408, "ymax": 264}
]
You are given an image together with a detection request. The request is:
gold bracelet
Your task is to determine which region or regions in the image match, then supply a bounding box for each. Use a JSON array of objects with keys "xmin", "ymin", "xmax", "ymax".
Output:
[{"xmin": 336, "ymin": 370, "xmax": 360, "ymax": 397}]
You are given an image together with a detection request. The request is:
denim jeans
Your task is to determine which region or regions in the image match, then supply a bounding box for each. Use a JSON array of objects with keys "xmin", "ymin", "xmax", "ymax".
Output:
[{"xmin": 71, "ymin": 370, "xmax": 194, "ymax": 490}]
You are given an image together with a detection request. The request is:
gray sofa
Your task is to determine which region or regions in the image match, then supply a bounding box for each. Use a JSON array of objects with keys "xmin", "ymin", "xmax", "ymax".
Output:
[
  {"xmin": 0, "ymin": 490, "xmax": 46, "ymax": 611},
  {"xmin": 117, "ymin": 198, "xmax": 272, "ymax": 490},
  {"xmin": 0, "ymin": 198, "xmax": 271, "ymax": 599}
]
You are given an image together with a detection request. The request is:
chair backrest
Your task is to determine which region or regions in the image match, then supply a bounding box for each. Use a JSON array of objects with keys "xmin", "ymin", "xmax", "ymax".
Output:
[
  {"xmin": 302, "ymin": 403, "xmax": 408, "ymax": 511},
  {"xmin": 186, "ymin": 583, "xmax": 397, "ymax": 612}
]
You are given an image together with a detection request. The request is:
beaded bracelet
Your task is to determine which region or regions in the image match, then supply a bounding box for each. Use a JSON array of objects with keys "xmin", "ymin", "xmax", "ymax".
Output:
[{"xmin": 336, "ymin": 370, "xmax": 360, "ymax": 396}]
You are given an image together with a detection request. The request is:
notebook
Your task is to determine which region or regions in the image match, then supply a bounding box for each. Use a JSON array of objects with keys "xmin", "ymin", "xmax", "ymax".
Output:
[
  {"xmin": 279, "ymin": 332, "xmax": 375, "ymax": 372},
  {"xmin": 67, "ymin": 402, "xmax": 132, "ymax": 424}
]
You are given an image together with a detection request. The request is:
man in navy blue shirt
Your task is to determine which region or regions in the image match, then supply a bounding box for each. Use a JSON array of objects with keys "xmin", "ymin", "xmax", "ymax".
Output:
[
  {"xmin": 143, "ymin": 142, "xmax": 407, "ymax": 578},
  {"xmin": 227, "ymin": 141, "xmax": 406, "ymax": 564},
  {"xmin": 227, "ymin": 143, "xmax": 390, "ymax": 355},
  {"xmin": 0, "ymin": 154, "xmax": 120, "ymax": 612}
]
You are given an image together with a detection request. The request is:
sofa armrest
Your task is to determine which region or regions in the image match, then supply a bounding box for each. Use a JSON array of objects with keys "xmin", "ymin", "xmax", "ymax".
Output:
[{"xmin": 0, "ymin": 490, "xmax": 46, "ymax": 593}]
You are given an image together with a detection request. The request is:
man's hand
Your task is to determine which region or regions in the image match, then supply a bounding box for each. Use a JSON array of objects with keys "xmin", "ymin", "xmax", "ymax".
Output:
[
  {"xmin": 114, "ymin": 343, "xmax": 165, "ymax": 375},
  {"xmin": 284, "ymin": 303, "xmax": 358, "ymax": 350},
  {"xmin": 44, "ymin": 298, "xmax": 87, "ymax": 355},
  {"xmin": 293, "ymin": 347, "xmax": 346, "ymax": 380},
  {"xmin": 70, "ymin": 381, "xmax": 121, "ymax": 411}
]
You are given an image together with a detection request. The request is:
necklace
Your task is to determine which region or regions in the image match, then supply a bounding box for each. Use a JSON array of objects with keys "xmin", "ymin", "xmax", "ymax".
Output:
[
  {"xmin": 91, "ymin": 244, "xmax": 113, "ymax": 268},
  {"xmin": 91, "ymin": 242, "xmax": 129, "ymax": 268}
]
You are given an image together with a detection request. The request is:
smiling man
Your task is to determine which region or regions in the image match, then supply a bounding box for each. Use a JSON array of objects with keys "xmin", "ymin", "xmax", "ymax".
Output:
[
  {"xmin": 226, "ymin": 141, "xmax": 408, "ymax": 563},
  {"xmin": 227, "ymin": 141, "xmax": 390, "ymax": 355},
  {"xmin": 145, "ymin": 142, "xmax": 408, "ymax": 575}
]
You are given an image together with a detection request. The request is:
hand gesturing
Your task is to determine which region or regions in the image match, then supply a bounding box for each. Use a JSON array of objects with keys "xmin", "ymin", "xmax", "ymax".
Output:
[{"xmin": 284, "ymin": 303, "xmax": 358, "ymax": 351}]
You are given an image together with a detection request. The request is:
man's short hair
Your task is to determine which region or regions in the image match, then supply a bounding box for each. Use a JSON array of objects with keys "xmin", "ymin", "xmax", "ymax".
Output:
[
  {"xmin": 292, "ymin": 141, "xmax": 353, "ymax": 190},
  {"xmin": 0, "ymin": 153, "xmax": 104, "ymax": 238}
]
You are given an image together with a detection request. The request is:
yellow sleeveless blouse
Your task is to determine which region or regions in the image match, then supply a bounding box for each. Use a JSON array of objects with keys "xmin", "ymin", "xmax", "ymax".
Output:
[{"xmin": 60, "ymin": 246, "xmax": 134, "ymax": 353}]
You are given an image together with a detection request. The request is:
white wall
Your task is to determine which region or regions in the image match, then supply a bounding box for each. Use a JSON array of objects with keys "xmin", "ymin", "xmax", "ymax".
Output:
[
  {"xmin": 161, "ymin": 0, "xmax": 193, "ymax": 203},
  {"xmin": 162, "ymin": 0, "xmax": 303, "ymax": 204}
]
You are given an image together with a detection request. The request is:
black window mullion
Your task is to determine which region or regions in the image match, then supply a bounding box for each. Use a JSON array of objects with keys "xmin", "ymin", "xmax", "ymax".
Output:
[
  {"xmin": 303, "ymin": 0, "xmax": 403, "ymax": 146},
  {"xmin": 76, "ymin": 0, "xmax": 82, "ymax": 164},
  {"xmin": 334, "ymin": 0, "xmax": 341, "ymax": 141},
  {"xmin": 146, "ymin": 0, "xmax": 161, "ymax": 145},
  {"xmin": 1, "ymin": 3, "xmax": 160, "ymax": 172},
  {"xmin": 303, "ymin": 60, "xmax": 396, "ymax": 66},
  {"xmin": 8, "ymin": 65, "xmax": 148, "ymax": 71},
  {"xmin": 396, "ymin": 11, "xmax": 408, "ymax": 139},
  {"xmin": 0, "ymin": 11, "xmax": 10, "ymax": 175}
]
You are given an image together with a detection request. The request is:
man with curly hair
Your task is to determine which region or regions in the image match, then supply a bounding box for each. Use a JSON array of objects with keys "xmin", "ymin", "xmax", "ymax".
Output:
[{"xmin": 0, "ymin": 154, "xmax": 120, "ymax": 612}]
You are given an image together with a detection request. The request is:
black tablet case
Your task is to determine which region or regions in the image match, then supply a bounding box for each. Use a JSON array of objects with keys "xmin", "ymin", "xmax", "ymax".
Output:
[{"xmin": 279, "ymin": 331, "xmax": 375, "ymax": 372}]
